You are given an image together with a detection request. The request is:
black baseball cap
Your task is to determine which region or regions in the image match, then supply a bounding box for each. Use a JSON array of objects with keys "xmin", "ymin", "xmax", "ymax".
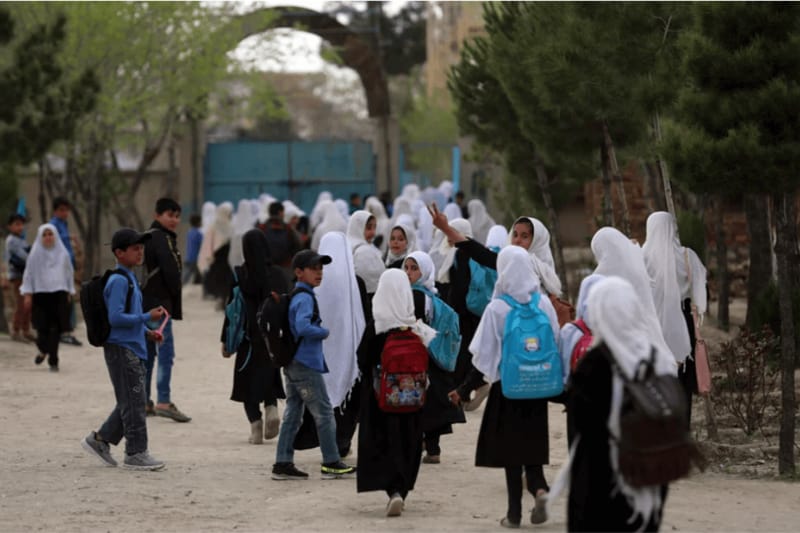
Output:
[
  {"xmin": 111, "ymin": 228, "xmax": 152, "ymax": 252},
  {"xmin": 291, "ymin": 250, "xmax": 332, "ymax": 270}
]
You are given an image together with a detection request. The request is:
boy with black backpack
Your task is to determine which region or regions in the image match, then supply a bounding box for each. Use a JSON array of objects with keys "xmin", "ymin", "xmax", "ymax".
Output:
[
  {"xmin": 271, "ymin": 250, "xmax": 355, "ymax": 481},
  {"xmin": 80, "ymin": 228, "xmax": 166, "ymax": 471}
]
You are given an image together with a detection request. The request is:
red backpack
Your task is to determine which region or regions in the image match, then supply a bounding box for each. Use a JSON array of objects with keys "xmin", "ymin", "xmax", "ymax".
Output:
[
  {"xmin": 570, "ymin": 319, "xmax": 594, "ymax": 371},
  {"xmin": 374, "ymin": 329, "xmax": 429, "ymax": 413}
]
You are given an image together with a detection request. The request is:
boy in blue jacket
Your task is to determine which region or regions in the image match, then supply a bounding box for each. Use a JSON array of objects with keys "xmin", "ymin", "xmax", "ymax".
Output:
[
  {"xmin": 272, "ymin": 250, "xmax": 356, "ymax": 480},
  {"xmin": 81, "ymin": 229, "xmax": 166, "ymax": 471}
]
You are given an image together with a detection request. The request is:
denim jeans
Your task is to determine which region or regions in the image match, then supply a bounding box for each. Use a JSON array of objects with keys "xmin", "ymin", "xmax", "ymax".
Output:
[
  {"xmin": 145, "ymin": 319, "xmax": 174, "ymax": 404},
  {"xmin": 98, "ymin": 344, "xmax": 148, "ymax": 455},
  {"xmin": 181, "ymin": 261, "xmax": 200, "ymax": 285},
  {"xmin": 275, "ymin": 360, "xmax": 340, "ymax": 464}
]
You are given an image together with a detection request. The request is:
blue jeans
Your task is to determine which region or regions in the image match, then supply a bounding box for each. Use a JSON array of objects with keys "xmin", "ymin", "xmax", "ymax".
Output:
[
  {"xmin": 275, "ymin": 360, "xmax": 340, "ymax": 465},
  {"xmin": 98, "ymin": 344, "xmax": 148, "ymax": 455},
  {"xmin": 145, "ymin": 319, "xmax": 174, "ymax": 404}
]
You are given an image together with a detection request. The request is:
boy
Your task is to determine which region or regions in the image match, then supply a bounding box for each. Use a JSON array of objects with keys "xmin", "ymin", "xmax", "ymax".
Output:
[
  {"xmin": 142, "ymin": 198, "xmax": 191, "ymax": 422},
  {"xmin": 81, "ymin": 228, "xmax": 166, "ymax": 470},
  {"xmin": 50, "ymin": 197, "xmax": 82, "ymax": 346},
  {"xmin": 262, "ymin": 201, "xmax": 301, "ymax": 286},
  {"xmin": 182, "ymin": 214, "xmax": 203, "ymax": 285},
  {"xmin": 272, "ymin": 250, "xmax": 356, "ymax": 480},
  {"xmin": 4, "ymin": 214, "xmax": 34, "ymax": 342}
]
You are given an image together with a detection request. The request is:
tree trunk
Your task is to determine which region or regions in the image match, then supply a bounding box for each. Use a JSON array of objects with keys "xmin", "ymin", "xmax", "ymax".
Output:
[
  {"xmin": 653, "ymin": 112, "xmax": 676, "ymax": 216},
  {"xmin": 772, "ymin": 191, "xmax": 797, "ymax": 476},
  {"xmin": 703, "ymin": 393, "xmax": 719, "ymax": 441},
  {"xmin": 534, "ymin": 160, "xmax": 569, "ymax": 297},
  {"xmin": 600, "ymin": 141, "xmax": 615, "ymax": 227},
  {"xmin": 715, "ymin": 196, "xmax": 730, "ymax": 331},
  {"xmin": 744, "ymin": 194, "xmax": 774, "ymax": 328},
  {"xmin": 602, "ymin": 121, "xmax": 631, "ymax": 236},
  {"xmin": 641, "ymin": 160, "xmax": 667, "ymax": 213}
]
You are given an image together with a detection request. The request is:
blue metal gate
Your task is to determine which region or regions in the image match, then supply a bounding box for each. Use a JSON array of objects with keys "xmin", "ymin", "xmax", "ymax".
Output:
[{"xmin": 204, "ymin": 140, "xmax": 376, "ymax": 213}]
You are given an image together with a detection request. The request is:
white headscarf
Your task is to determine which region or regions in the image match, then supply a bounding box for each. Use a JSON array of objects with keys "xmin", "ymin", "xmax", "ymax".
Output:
[
  {"xmin": 334, "ymin": 199, "xmax": 350, "ymax": 221},
  {"xmin": 405, "ymin": 251, "xmax": 437, "ymax": 294},
  {"xmin": 310, "ymin": 191, "xmax": 333, "ymax": 230},
  {"xmin": 468, "ymin": 199, "xmax": 495, "ymax": 246},
  {"xmin": 198, "ymin": 203, "xmax": 234, "ymax": 272},
  {"xmin": 401, "ymin": 183, "xmax": 421, "ymax": 202},
  {"xmin": 347, "ymin": 210, "xmax": 385, "ymax": 293},
  {"xmin": 282, "ymin": 200, "xmax": 305, "ymax": 224},
  {"xmin": 559, "ymin": 273, "xmax": 606, "ymax": 384},
  {"xmin": 438, "ymin": 180, "xmax": 454, "ymax": 204},
  {"xmin": 513, "ymin": 217, "xmax": 562, "ymax": 296},
  {"xmin": 443, "ymin": 202, "xmax": 462, "ymax": 221},
  {"xmin": 365, "ymin": 196, "xmax": 391, "ymax": 253},
  {"xmin": 373, "ymin": 269, "xmax": 436, "ymax": 346},
  {"xmin": 587, "ymin": 276, "xmax": 676, "ymax": 525},
  {"xmin": 391, "ymin": 197, "xmax": 415, "ymax": 226},
  {"xmin": 385, "ymin": 224, "xmax": 418, "ymax": 267},
  {"xmin": 436, "ymin": 218, "xmax": 472, "ymax": 284},
  {"xmin": 316, "ymin": 232, "xmax": 366, "ymax": 409},
  {"xmin": 201, "ymin": 202, "xmax": 216, "ymax": 233},
  {"xmin": 591, "ymin": 226, "xmax": 675, "ymax": 363},
  {"xmin": 469, "ymin": 246, "xmax": 559, "ymax": 384},
  {"xmin": 228, "ymin": 199, "xmax": 257, "ymax": 268},
  {"xmin": 423, "ymin": 186, "xmax": 447, "ymax": 211},
  {"xmin": 311, "ymin": 201, "xmax": 347, "ymax": 251},
  {"xmin": 642, "ymin": 212, "xmax": 692, "ymax": 362},
  {"xmin": 485, "ymin": 225, "xmax": 508, "ymax": 251},
  {"xmin": 415, "ymin": 202, "xmax": 434, "ymax": 252},
  {"xmin": 20, "ymin": 223, "xmax": 75, "ymax": 295}
]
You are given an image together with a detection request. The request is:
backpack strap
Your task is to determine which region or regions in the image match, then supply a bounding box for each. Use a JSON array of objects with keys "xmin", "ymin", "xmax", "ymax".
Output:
[
  {"xmin": 112, "ymin": 269, "xmax": 135, "ymax": 314},
  {"xmin": 572, "ymin": 318, "xmax": 591, "ymax": 336},
  {"xmin": 290, "ymin": 286, "xmax": 319, "ymax": 322},
  {"xmin": 499, "ymin": 292, "xmax": 540, "ymax": 310}
]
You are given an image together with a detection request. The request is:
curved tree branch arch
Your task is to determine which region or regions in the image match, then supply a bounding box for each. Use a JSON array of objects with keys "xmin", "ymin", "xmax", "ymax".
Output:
[{"xmin": 233, "ymin": 6, "xmax": 390, "ymax": 118}]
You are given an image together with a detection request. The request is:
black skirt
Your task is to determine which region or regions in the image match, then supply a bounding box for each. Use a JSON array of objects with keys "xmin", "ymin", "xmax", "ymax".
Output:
[
  {"xmin": 421, "ymin": 361, "xmax": 466, "ymax": 434},
  {"xmin": 475, "ymin": 382, "xmax": 549, "ymax": 468},
  {"xmin": 230, "ymin": 336, "xmax": 285, "ymax": 405},
  {"xmin": 31, "ymin": 291, "xmax": 70, "ymax": 333},
  {"xmin": 204, "ymin": 243, "xmax": 233, "ymax": 299}
]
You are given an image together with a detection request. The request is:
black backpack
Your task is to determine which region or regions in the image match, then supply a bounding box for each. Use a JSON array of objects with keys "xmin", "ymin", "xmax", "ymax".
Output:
[
  {"xmin": 256, "ymin": 286, "xmax": 316, "ymax": 368},
  {"xmin": 605, "ymin": 346, "xmax": 702, "ymax": 488},
  {"xmin": 80, "ymin": 269, "xmax": 134, "ymax": 347},
  {"xmin": 263, "ymin": 223, "xmax": 292, "ymax": 267}
]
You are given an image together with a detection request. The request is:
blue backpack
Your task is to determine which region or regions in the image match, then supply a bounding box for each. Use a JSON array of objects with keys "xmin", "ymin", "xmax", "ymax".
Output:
[
  {"xmin": 466, "ymin": 257, "xmax": 498, "ymax": 316},
  {"xmin": 499, "ymin": 292, "xmax": 562, "ymax": 399},
  {"xmin": 413, "ymin": 285, "xmax": 462, "ymax": 372},
  {"xmin": 224, "ymin": 273, "xmax": 247, "ymax": 357}
]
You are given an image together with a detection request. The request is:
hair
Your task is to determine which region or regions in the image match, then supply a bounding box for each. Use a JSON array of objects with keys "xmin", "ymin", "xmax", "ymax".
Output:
[
  {"xmin": 52, "ymin": 196, "xmax": 71, "ymax": 211},
  {"xmin": 268, "ymin": 201, "xmax": 284, "ymax": 218},
  {"xmin": 513, "ymin": 218, "xmax": 534, "ymax": 234},
  {"xmin": 155, "ymin": 197, "xmax": 181, "ymax": 215},
  {"xmin": 7, "ymin": 213, "xmax": 26, "ymax": 225},
  {"xmin": 295, "ymin": 215, "xmax": 309, "ymax": 234},
  {"xmin": 455, "ymin": 191, "xmax": 465, "ymax": 200},
  {"xmin": 189, "ymin": 214, "xmax": 201, "ymax": 227},
  {"xmin": 350, "ymin": 192, "xmax": 361, "ymax": 202}
]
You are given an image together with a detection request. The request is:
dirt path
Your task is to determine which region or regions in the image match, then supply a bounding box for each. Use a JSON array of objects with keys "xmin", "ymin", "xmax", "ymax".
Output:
[{"xmin": 0, "ymin": 285, "xmax": 797, "ymax": 532}]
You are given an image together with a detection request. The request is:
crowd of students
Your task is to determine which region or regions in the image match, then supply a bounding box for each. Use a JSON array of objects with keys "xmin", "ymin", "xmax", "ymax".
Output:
[{"xmin": 2, "ymin": 181, "xmax": 708, "ymax": 529}]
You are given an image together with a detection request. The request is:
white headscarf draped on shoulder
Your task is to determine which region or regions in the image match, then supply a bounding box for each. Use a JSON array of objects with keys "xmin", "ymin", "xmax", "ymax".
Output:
[
  {"xmin": 415, "ymin": 201, "xmax": 434, "ymax": 252},
  {"xmin": 469, "ymin": 247, "xmax": 559, "ymax": 384},
  {"xmin": 311, "ymin": 201, "xmax": 347, "ymax": 251},
  {"xmin": 512, "ymin": 216, "xmax": 562, "ymax": 296},
  {"xmin": 385, "ymin": 223, "xmax": 418, "ymax": 267},
  {"xmin": 591, "ymin": 226, "xmax": 675, "ymax": 363},
  {"xmin": 467, "ymin": 199, "xmax": 495, "ymax": 246},
  {"xmin": 559, "ymin": 273, "xmax": 606, "ymax": 384},
  {"xmin": 198, "ymin": 202, "xmax": 234, "ymax": 272},
  {"xmin": 229, "ymin": 199, "xmax": 257, "ymax": 268},
  {"xmin": 316, "ymin": 232, "xmax": 366, "ymax": 409},
  {"xmin": 20, "ymin": 223, "xmax": 75, "ymax": 295},
  {"xmin": 436, "ymin": 218, "xmax": 473, "ymax": 284},
  {"xmin": 310, "ymin": 191, "xmax": 333, "ymax": 231},
  {"xmin": 201, "ymin": 201, "xmax": 216, "ymax": 233},
  {"xmin": 405, "ymin": 251, "xmax": 437, "ymax": 294},
  {"xmin": 373, "ymin": 269, "xmax": 436, "ymax": 346},
  {"xmin": 588, "ymin": 276, "xmax": 676, "ymax": 524},
  {"xmin": 347, "ymin": 210, "xmax": 385, "ymax": 293}
]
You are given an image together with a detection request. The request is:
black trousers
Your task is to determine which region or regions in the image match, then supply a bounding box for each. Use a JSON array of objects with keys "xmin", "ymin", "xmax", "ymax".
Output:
[
  {"xmin": 504, "ymin": 465, "xmax": 549, "ymax": 524},
  {"xmin": 32, "ymin": 291, "xmax": 69, "ymax": 367},
  {"xmin": 244, "ymin": 398, "xmax": 277, "ymax": 423}
]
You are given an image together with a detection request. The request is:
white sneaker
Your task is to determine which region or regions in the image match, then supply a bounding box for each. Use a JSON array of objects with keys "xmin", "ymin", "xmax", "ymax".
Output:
[
  {"xmin": 264, "ymin": 405, "xmax": 280, "ymax": 440},
  {"xmin": 464, "ymin": 383, "xmax": 490, "ymax": 412},
  {"xmin": 386, "ymin": 494, "xmax": 404, "ymax": 517}
]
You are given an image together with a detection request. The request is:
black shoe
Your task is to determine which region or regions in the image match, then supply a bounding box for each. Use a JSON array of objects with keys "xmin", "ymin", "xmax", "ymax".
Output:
[
  {"xmin": 271, "ymin": 462, "xmax": 309, "ymax": 480},
  {"xmin": 60, "ymin": 334, "xmax": 83, "ymax": 346},
  {"xmin": 49, "ymin": 365, "xmax": 59, "ymax": 373},
  {"xmin": 320, "ymin": 461, "xmax": 356, "ymax": 479}
]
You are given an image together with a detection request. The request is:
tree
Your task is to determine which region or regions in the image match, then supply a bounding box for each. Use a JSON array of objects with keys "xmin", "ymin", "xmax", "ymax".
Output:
[{"xmin": 666, "ymin": 2, "xmax": 800, "ymax": 475}]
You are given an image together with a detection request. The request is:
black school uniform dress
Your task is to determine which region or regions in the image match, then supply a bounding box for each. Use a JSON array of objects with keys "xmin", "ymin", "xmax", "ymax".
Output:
[
  {"xmin": 221, "ymin": 265, "xmax": 288, "ymax": 408},
  {"xmin": 440, "ymin": 247, "xmax": 481, "ymax": 386},
  {"xmin": 204, "ymin": 242, "xmax": 233, "ymax": 300},
  {"xmin": 412, "ymin": 290, "xmax": 466, "ymax": 444},
  {"xmin": 568, "ymin": 344, "xmax": 666, "ymax": 532},
  {"xmin": 356, "ymin": 328, "xmax": 424, "ymax": 499}
]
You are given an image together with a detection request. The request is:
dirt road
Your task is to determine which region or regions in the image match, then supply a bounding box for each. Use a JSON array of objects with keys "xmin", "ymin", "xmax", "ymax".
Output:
[{"xmin": 1, "ymin": 285, "xmax": 797, "ymax": 532}]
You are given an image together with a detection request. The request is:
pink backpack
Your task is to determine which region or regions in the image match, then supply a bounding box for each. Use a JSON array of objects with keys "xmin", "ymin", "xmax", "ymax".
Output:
[{"xmin": 570, "ymin": 319, "xmax": 593, "ymax": 371}]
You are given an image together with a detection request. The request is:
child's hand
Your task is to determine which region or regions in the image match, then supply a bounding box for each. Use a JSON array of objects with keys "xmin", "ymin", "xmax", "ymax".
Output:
[
  {"xmin": 221, "ymin": 344, "xmax": 233, "ymax": 358},
  {"xmin": 146, "ymin": 330, "xmax": 163, "ymax": 343},
  {"xmin": 447, "ymin": 390, "xmax": 462, "ymax": 406},
  {"xmin": 148, "ymin": 306, "xmax": 166, "ymax": 321},
  {"xmin": 428, "ymin": 203, "xmax": 449, "ymax": 231}
]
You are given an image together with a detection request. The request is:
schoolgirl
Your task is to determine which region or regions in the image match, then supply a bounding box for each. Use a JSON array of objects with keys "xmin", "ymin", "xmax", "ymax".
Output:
[
  {"xmin": 199, "ymin": 202, "xmax": 234, "ymax": 306},
  {"xmin": 20, "ymin": 224, "xmax": 74, "ymax": 371},
  {"xmin": 467, "ymin": 199, "xmax": 495, "ymax": 246},
  {"xmin": 562, "ymin": 276, "xmax": 675, "ymax": 531},
  {"xmin": 642, "ymin": 212, "xmax": 707, "ymax": 426},
  {"xmin": 311, "ymin": 200, "xmax": 347, "ymax": 251},
  {"xmin": 385, "ymin": 223, "xmax": 418, "ymax": 269},
  {"xmin": 220, "ymin": 229, "xmax": 288, "ymax": 443},
  {"xmin": 403, "ymin": 251, "xmax": 465, "ymax": 464},
  {"xmin": 357, "ymin": 269, "xmax": 436, "ymax": 517},
  {"xmin": 453, "ymin": 247, "xmax": 560, "ymax": 528},
  {"xmin": 346, "ymin": 210, "xmax": 385, "ymax": 295}
]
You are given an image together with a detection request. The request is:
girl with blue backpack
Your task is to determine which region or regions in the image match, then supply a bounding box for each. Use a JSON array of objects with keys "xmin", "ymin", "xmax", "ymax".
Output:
[
  {"xmin": 449, "ymin": 246, "xmax": 561, "ymax": 529},
  {"xmin": 403, "ymin": 251, "xmax": 465, "ymax": 465}
]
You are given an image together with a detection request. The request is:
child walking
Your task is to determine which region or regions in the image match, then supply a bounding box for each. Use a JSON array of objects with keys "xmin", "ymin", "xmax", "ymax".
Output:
[
  {"xmin": 271, "ymin": 250, "xmax": 356, "ymax": 480},
  {"xmin": 4, "ymin": 214, "xmax": 34, "ymax": 342},
  {"xmin": 20, "ymin": 224, "xmax": 74, "ymax": 371},
  {"xmin": 450, "ymin": 247, "xmax": 560, "ymax": 528},
  {"xmin": 81, "ymin": 228, "xmax": 166, "ymax": 470},
  {"xmin": 182, "ymin": 213, "xmax": 203, "ymax": 285}
]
